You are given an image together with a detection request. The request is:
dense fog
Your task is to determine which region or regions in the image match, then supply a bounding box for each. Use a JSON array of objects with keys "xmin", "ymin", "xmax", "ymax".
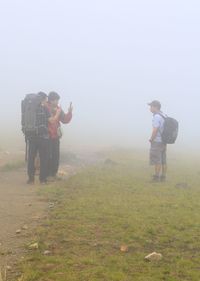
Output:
[{"xmin": 0, "ymin": 0, "xmax": 199, "ymax": 151}]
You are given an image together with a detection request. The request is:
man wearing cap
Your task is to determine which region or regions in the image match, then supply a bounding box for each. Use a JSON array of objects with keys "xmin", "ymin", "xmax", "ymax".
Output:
[
  {"xmin": 47, "ymin": 91, "xmax": 73, "ymax": 180},
  {"xmin": 148, "ymin": 100, "xmax": 167, "ymax": 182}
]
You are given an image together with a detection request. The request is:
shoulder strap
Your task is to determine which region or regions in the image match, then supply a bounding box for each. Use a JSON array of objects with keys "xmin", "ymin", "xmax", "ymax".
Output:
[{"xmin": 156, "ymin": 113, "xmax": 167, "ymax": 120}]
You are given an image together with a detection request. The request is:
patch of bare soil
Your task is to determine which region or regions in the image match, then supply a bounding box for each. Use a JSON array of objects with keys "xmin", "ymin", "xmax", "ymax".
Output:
[{"xmin": 0, "ymin": 167, "xmax": 49, "ymax": 276}]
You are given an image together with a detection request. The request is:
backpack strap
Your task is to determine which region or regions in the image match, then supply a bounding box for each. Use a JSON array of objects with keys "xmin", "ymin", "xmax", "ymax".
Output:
[
  {"xmin": 156, "ymin": 112, "xmax": 167, "ymax": 120},
  {"xmin": 155, "ymin": 113, "xmax": 167, "ymax": 138}
]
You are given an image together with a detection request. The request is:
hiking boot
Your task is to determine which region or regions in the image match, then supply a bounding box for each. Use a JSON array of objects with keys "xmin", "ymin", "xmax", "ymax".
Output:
[
  {"xmin": 27, "ymin": 179, "xmax": 34, "ymax": 185},
  {"xmin": 40, "ymin": 180, "xmax": 48, "ymax": 185},
  {"xmin": 160, "ymin": 175, "xmax": 166, "ymax": 182},
  {"xmin": 151, "ymin": 175, "xmax": 160, "ymax": 183}
]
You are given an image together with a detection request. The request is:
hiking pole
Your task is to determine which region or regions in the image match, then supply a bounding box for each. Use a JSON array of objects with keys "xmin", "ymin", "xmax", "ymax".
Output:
[{"xmin": 25, "ymin": 138, "xmax": 28, "ymax": 162}]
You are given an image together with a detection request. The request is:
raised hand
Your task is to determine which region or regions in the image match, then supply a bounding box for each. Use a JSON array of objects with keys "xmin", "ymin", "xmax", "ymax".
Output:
[{"xmin": 68, "ymin": 102, "xmax": 73, "ymax": 113}]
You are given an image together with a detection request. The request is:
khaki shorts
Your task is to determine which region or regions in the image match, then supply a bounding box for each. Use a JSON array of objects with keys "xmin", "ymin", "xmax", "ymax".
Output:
[{"xmin": 150, "ymin": 142, "xmax": 167, "ymax": 165}]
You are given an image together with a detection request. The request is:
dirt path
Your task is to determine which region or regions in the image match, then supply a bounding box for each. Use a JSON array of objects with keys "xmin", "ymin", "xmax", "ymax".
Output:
[
  {"xmin": 0, "ymin": 168, "xmax": 49, "ymax": 271},
  {"xmin": 0, "ymin": 164, "xmax": 80, "ymax": 280}
]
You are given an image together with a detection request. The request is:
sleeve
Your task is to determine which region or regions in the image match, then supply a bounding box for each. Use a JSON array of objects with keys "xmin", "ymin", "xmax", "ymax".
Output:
[{"xmin": 152, "ymin": 115, "xmax": 161, "ymax": 128}]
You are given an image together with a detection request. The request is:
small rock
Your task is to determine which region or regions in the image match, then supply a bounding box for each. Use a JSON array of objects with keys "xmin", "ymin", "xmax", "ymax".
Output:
[
  {"xmin": 6, "ymin": 266, "xmax": 12, "ymax": 271},
  {"xmin": 29, "ymin": 243, "xmax": 39, "ymax": 250},
  {"xmin": 32, "ymin": 216, "xmax": 40, "ymax": 220},
  {"xmin": 43, "ymin": 250, "xmax": 51, "ymax": 256},
  {"xmin": 22, "ymin": 225, "xmax": 28, "ymax": 230},
  {"xmin": 49, "ymin": 203, "xmax": 55, "ymax": 209},
  {"xmin": 16, "ymin": 229, "xmax": 21, "ymax": 234},
  {"xmin": 145, "ymin": 252, "xmax": 163, "ymax": 261},
  {"xmin": 120, "ymin": 245, "xmax": 129, "ymax": 253}
]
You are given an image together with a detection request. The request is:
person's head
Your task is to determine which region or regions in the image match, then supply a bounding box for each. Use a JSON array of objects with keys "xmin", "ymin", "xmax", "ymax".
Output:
[
  {"xmin": 148, "ymin": 100, "xmax": 161, "ymax": 113},
  {"xmin": 48, "ymin": 91, "xmax": 60, "ymax": 107},
  {"xmin": 37, "ymin": 92, "xmax": 48, "ymax": 106}
]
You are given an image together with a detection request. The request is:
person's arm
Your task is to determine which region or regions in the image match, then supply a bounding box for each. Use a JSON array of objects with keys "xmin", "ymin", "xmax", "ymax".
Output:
[
  {"xmin": 60, "ymin": 102, "xmax": 73, "ymax": 124},
  {"xmin": 149, "ymin": 127, "xmax": 159, "ymax": 143},
  {"xmin": 149, "ymin": 114, "xmax": 160, "ymax": 143}
]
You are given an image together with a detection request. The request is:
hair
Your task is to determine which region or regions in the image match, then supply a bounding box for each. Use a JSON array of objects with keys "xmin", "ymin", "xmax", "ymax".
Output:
[
  {"xmin": 37, "ymin": 91, "xmax": 47, "ymax": 101},
  {"xmin": 48, "ymin": 91, "xmax": 60, "ymax": 102}
]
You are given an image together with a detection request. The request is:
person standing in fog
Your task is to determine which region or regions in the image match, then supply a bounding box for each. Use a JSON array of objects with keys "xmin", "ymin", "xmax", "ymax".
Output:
[
  {"xmin": 26, "ymin": 92, "xmax": 61, "ymax": 184},
  {"xmin": 47, "ymin": 91, "xmax": 73, "ymax": 180},
  {"xmin": 148, "ymin": 100, "xmax": 167, "ymax": 182}
]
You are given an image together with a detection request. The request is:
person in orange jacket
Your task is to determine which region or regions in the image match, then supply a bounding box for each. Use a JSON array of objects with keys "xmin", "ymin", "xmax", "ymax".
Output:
[{"xmin": 47, "ymin": 91, "xmax": 73, "ymax": 179}]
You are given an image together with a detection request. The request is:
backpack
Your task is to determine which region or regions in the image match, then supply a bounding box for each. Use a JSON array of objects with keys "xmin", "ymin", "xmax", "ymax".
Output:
[
  {"xmin": 21, "ymin": 94, "xmax": 41, "ymax": 138},
  {"xmin": 158, "ymin": 113, "xmax": 179, "ymax": 144}
]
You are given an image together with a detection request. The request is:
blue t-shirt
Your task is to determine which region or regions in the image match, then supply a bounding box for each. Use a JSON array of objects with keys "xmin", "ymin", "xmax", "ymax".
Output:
[{"xmin": 152, "ymin": 112, "xmax": 166, "ymax": 143}]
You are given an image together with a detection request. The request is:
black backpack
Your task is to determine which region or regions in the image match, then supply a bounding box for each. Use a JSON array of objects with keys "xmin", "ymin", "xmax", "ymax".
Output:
[
  {"xmin": 21, "ymin": 94, "xmax": 41, "ymax": 138},
  {"xmin": 158, "ymin": 114, "xmax": 179, "ymax": 144}
]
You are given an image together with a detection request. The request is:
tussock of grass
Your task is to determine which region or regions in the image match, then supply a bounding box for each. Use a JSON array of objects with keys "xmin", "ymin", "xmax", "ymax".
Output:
[{"xmin": 20, "ymin": 150, "xmax": 200, "ymax": 281}]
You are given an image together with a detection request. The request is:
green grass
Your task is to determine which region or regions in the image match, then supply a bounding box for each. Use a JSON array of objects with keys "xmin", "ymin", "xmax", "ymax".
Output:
[
  {"xmin": 0, "ymin": 161, "xmax": 25, "ymax": 172},
  {"xmin": 18, "ymin": 150, "xmax": 200, "ymax": 281}
]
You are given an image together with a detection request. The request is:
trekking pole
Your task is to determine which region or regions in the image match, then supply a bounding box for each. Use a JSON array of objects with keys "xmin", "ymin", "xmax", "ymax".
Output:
[{"xmin": 25, "ymin": 138, "xmax": 28, "ymax": 162}]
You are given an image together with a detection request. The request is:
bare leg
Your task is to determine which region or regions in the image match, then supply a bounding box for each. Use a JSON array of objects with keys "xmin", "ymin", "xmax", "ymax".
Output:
[
  {"xmin": 151, "ymin": 164, "xmax": 162, "ymax": 182},
  {"xmin": 160, "ymin": 165, "xmax": 167, "ymax": 181},
  {"xmin": 155, "ymin": 164, "xmax": 162, "ymax": 176}
]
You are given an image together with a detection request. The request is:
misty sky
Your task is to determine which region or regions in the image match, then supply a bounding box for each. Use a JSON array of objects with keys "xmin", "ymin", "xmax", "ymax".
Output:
[{"xmin": 0, "ymin": 0, "xmax": 200, "ymax": 149}]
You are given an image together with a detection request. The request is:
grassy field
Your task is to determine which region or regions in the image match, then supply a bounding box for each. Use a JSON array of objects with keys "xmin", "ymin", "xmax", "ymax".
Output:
[{"xmin": 18, "ymin": 150, "xmax": 200, "ymax": 281}]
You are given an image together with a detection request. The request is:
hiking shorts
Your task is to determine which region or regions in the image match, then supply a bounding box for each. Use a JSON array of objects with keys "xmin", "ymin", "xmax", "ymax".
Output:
[{"xmin": 150, "ymin": 142, "xmax": 167, "ymax": 165}]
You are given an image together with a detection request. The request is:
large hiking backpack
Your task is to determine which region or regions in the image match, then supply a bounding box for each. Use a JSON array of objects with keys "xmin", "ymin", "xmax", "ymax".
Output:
[
  {"xmin": 158, "ymin": 114, "xmax": 179, "ymax": 144},
  {"xmin": 21, "ymin": 94, "xmax": 41, "ymax": 138}
]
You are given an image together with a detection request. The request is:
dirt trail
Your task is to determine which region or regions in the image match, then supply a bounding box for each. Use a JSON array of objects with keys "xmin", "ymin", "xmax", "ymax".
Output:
[{"xmin": 0, "ymin": 168, "xmax": 49, "ymax": 268}]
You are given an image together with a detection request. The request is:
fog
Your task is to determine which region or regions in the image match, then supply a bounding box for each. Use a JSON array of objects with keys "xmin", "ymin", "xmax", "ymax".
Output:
[{"xmin": 0, "ymin": 0, "xmax": 199, "ymax": 151}]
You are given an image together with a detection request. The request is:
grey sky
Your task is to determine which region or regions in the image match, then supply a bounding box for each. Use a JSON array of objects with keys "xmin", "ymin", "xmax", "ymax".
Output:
[{"xmin": 0, "ymin": 0, "xmax": 199, "ymax": 149}]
